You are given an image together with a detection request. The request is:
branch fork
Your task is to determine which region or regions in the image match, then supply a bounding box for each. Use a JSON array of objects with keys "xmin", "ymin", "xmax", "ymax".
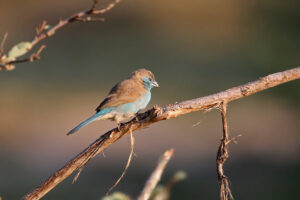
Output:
[{"xmin": 0, "ymin": 0, "xmax": 122, "ymax": 71}]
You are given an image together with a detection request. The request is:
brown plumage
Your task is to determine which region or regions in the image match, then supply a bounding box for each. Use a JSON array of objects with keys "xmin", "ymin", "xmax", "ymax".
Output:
[
  {"xmin": 96, "ymin": 68, "xmax": 155, "ymax": 112},
  {"xmin": 67, "ymin": 68, "xmax": 158, "ymax": 135}
]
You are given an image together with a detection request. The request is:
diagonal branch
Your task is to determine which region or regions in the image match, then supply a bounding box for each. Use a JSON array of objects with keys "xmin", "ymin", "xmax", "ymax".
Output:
[
  {"xmin": 30, "ymin": 0, "xmax": 121, "ymax": 47},
  {"xmin": 137, "ymin": 149, "xmax": 174, "ymax": 200},
  {"xmin": 0, "ymin": 0, "xmax": 121, "ymax": 71},
  {"xmin": 22, "ymin": 66, "xmax": 300, "ymax": 200},
  {"xmin": 0, "ymin": 32, "xmax": 8, "ymax": 57}
]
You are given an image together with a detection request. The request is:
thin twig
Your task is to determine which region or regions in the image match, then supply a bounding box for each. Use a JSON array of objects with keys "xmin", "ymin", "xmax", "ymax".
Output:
[
  {"xmin": 75, "ymin": 16, "xmax": 105, "ymax": 22},
  {"xmin": 30, "ymin": 0, "xmax": 121, "ymax": 47},
  {"xmin": 35, "ymin": 20, "xmax": 48, "ymax": 36},
  {"xmin": 91, "ymin": 0, "xmax": 121, "ymax": 14},
  {"xmin": 216, "ymin": 102, "xmax": 234, "ymax": 200},
  {"xmin": 137, "ymin": 149, "xmax": 174, "ymax": 200},
  {"xmin": 0, "ymin": 32, "xmax": 8, "ymax": 57},
  {"xmin": 91, "ymin": 0, "xmax": 100, "ymax": 10},
  {"xmin": 0, "ymin": 0, "xmax": 121, "ymax": 70},
  {"xmin": 107, "ymin": 129, "xmax": 135, "ymax": 194},
  {"xmin": 22, "ymin": 67, "xmax": 300, "ymax": 200}
]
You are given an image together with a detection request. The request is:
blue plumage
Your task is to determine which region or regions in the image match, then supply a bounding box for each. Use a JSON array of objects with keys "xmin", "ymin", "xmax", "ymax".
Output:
[
  {"xmin": 67, "ymin": 69, "xmax": 158, "ymax": 135},
  {"xmin": 115, "ymin": 92, "xmax": 151, "ymax": 114},
  {"xmin": 67, "ymin": 108, "xmax": 113, "ymax": 135}
]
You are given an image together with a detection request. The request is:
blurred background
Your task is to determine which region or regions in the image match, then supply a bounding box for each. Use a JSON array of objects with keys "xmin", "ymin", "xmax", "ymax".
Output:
[{"xmin": 0, "ymin": 0, "xmax": 299, "ymax": 199}]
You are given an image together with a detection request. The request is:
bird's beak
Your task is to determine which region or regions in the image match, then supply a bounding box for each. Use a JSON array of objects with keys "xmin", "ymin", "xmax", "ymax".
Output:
[{"xmin": 151, "ymin": 81, "xmax": 159, "ymax": 87}]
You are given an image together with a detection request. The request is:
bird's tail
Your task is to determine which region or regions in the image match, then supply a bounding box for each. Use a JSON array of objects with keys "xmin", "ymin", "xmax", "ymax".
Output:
[{"xmin": 67, "ymin": 108, "xmax": 112, "ymax": 135}]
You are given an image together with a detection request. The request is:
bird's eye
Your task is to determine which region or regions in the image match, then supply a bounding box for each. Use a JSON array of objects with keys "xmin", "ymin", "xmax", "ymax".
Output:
[{"xmin": 148, "ymin": 77, "xmax": 152, "ymax": 81}]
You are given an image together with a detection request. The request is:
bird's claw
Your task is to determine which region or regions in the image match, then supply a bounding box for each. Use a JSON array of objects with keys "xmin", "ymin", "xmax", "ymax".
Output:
[
  {"xmin": 117, "ymin": 123, "xmax": 125, "ymax": 131},
  {"xmin": 117, "ymin": 123, "xmax": 121, "ymax": 131},
  {"xmin": 135, "ymin": 114, "xmax": 139, "ymax": 122}
]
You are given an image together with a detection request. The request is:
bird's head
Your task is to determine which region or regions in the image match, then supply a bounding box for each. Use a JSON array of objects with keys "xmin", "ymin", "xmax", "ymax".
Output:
[{"xmin": 131, "ymin": 68, "xmax": 159, "ymax": 90}]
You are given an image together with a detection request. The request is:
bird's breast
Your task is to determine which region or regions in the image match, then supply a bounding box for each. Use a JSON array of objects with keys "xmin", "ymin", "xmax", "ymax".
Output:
[
  {"xmin": 114, "ymin": 92, "xmax": 151, "ymax": 114},
  {"xmin": 135, "ymin": 91, "xmax": 151, "ymax": 110},
  {"xmin": 104, "ymin": 92, "xmax": 151, "ymax": 123}
]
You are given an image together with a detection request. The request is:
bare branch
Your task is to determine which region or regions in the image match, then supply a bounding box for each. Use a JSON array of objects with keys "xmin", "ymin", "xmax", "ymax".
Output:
[
  {"xmin": 22, "ymin": 66, "xmax": 300, "ymax": 200},
  {"xmin": 35, "ymin": 20, "xmax": 48, "ymax": 36},
  {"xmin": 30, "ymin": 0, "xmax": 121, "ymax": 47},
  {"xmin": 137, "ymin": 149, "xmax": 174, "ymax": 200},
  {"xmin": 74, "ymin": 16, "xmax": 105, "ymax": 22},
  {"xmin": 91, "ymin": 0, "xmax": 121, "ymax": 14},
  {"xmin": 91, "ymin": 0, "xmax": 100, "ymax": 10},
  {"xmin": 0, "ymin": 32, "xmax": 8, "ymax": 57},
  {"xmin": 0, "ymin": 0, "xmax": 121, "ymax": 71},
  {"xmin": 216, "ymin": 102, "xmax": 234, "ymax": 200}
]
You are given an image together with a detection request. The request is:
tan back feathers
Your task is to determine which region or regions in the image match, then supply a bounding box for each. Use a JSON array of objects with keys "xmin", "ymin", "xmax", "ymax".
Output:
[{"xmin": 96, "ymin": 68, "xmax": 155, "ymax": 112}]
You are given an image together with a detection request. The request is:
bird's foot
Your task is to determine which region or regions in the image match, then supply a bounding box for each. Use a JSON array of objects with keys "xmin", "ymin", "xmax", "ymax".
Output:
[
  {"xmin": 135, "ymin": 114, "xmax": 139, "ymax": 122},
  {"xmin": 117, "ymin": 123, "xmax": 124, "ymax": 131},
  {"xmin": 117, "ymin": 123, "xmax": 121, "ymax": 131}
]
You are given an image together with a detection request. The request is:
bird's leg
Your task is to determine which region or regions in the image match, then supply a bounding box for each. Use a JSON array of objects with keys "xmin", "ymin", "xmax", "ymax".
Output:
[
  {"xmin": 135, "ymin": 113, "xmax": 139, "ymax": 122},
  {"xmin": 117, "ymin": 122, "xmax": 125, "ymax": 131},
  {"xmin": 117, "ymin": 123, "xmax": 121, "ymax": 131}
]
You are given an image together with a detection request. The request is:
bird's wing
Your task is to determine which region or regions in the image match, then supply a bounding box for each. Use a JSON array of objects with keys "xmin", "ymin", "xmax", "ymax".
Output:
[{"xmin": 96, "ymin": 79, "xmax": 146, "ymax": 112}]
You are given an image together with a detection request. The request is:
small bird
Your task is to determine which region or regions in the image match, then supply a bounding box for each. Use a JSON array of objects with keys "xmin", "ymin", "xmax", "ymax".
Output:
[{"xmin": 67, "ymin": 68, "xmax": 159, "ymax": 135}]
